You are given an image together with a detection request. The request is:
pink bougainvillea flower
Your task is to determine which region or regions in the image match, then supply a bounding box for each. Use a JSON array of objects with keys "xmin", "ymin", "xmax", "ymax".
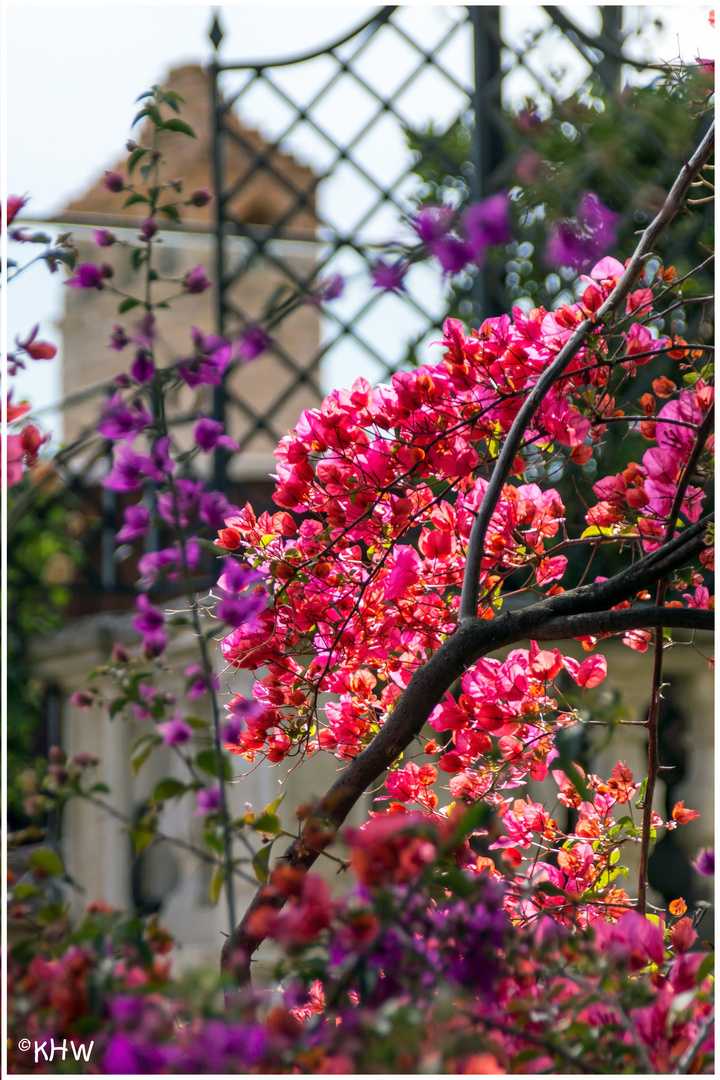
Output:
[
  {"xmin": 15, "ymin": 324, "xmax": 57, "ymax": 360},
  {"xmin": 5, "ymin": 195, "xmax": 28, "ymax": 229},
  {"xmin": 563, "ymin": 654, "xmax": 607, "ymax": 688}
]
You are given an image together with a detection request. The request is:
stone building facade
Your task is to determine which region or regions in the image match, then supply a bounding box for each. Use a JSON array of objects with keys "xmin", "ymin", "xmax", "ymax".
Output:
[{"xmin": 59, "ymin": 64, "xmax": 323, "ymax": 470}]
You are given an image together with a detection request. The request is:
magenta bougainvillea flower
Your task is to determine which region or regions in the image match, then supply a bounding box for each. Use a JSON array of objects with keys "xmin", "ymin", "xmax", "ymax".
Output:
[{"xmin": 66, "ymin": 263, "xmax": 105, "ymax": 289}]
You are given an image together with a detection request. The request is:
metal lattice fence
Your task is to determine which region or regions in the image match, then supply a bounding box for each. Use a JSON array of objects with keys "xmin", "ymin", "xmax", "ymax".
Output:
[{"xmin": 13, "ymin": 4, "xmax": 694, "ymax": 604}]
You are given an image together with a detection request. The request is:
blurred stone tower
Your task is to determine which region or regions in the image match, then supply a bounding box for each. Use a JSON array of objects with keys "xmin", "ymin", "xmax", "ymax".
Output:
[{"xmin": 58, "ymin": 64, "xmax": 322, "ymax": 480}]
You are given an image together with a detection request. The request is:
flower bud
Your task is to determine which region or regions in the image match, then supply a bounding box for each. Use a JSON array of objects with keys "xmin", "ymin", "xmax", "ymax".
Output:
[
  {"xmin": 104, "ymin": 171, "xmax": 126, "ymax": 193},
  {"xmin": 189, "ymin": 187, "xmax": 213, "ymax": 207}
]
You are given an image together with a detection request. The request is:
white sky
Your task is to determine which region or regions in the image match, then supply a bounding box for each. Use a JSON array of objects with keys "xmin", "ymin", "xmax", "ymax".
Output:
[{"xmin": 5, "ymin": 3, "xmax": 716, "ymax": 430}]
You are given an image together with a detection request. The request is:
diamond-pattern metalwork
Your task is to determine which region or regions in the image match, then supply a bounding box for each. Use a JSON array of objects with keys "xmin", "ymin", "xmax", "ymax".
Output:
[
  {"xmin": 208, "ymin": 3, "xmax": 660, "ymax": 471},
  {"xmin": 32, "ymin": 6, "xmax": 668, "ymax": 598}
]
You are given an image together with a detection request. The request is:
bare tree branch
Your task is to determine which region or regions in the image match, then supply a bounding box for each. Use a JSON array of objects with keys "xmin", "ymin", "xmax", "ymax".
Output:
[
  {"xmin": 221, "ymin": 121, "xmax": 716, "ymax": 979},
  {"xmin": 222, "ymin": 513, "xmax": 713, "ymax": 978},
  {"xmin": 459, "ymin": 121, "xmax": 715, "ymax": 621}
]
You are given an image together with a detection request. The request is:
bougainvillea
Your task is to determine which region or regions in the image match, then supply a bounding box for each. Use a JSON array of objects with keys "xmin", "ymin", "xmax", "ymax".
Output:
[{"xmin": 6, "ymin": 66, "xmax": 714, "ymax": 1075}]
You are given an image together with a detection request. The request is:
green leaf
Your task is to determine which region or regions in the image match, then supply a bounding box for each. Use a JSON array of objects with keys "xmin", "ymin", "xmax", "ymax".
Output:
[
  {"xmin": 635, "ymin": 776, "xmax": 649, "ymax": 807},
  {"xmin": 697, "ymin": 953, "xmax": 714, "ymax": 983},
  {"xmin": 196, "ymin": 748, "xmax": 232, "ymax": 781},
  {"xmin": 252, "ymin": 843, "xmax": 273, "ymax": 884},
  {"xmin": 160, "ymin": 118, "xmax": 196, "ymax": 138},
  {"xmin": 118, "ymin": 297, "xmax": 141, "ymax": 314},
  {"xmin": 13, "ymin": 883, "xmax": 42, "ymax": 901},
  {"xmin": 553, "ymin": 725, "xmax": 591, "ymax": 801},
  {"xmin": 108, "ymin": 695, "xmax": 128, "ymax": 719},
  {"xmin": 123, "ymin": 192, "xmax": 150, "ymax": 208},
  {"xmin": 128, "ymin": 147, "xmax": 148, "ymax": 175},
  {"xmin": 209, "ymin": 865, "xmax": 225, "ymax": 905},
  {"xmin": 152, "ymin": 777, "xmax": 187, "ymax": 801},
  {"xmin": 253, "ymin": 812, "xmax": 281, "ymax": 836},
  {"xmin": 157, "ymin": 204, "xmax": 181, "ymax": 223},
  {"xmin": 131, "ymin": 248, "xmax": 146, "ymax": 271},
  {"xmin": 265, "ymin": 792, "xmax": 286, "ymax": 815},
  {"xmin": 30, "ymin": 848, "xmax": 64, "ymax": 877},
  {"xmin": 132, "ymin": 107, "xmax": 151, "ymax": 126},
  {"xmin": 131, "ymin": 826, "xmax": 155, "ymax": 854},
  {"xmin": 131, "ymin": 733, "xmax": 161, "ymax": 774},
  {"xmin": 48, "ymin": 247, "xmax": 76, "ymax": 268},
  {"xmin": 185, "ymin": 717, "xmax": 210, "ymax": 730},
  {"xmin": 89, "ymin": 782, "xmax": 110, "ymax": 794},
  {"xmin": 203, "ymin": 831, "xmax": 224, "ymax": 855},
  {"xmin": 535, "ymin": 880, "xmax": 567, "ymax": 898}
]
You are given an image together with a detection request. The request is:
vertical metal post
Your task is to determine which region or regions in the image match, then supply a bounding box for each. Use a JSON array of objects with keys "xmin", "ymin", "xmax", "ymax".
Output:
[
  {"xmin": 101, "ymin": 449, "xmax": 117, "ymax": 589},
  {"xmin": 469, "ymin": 5, "xmax": 504, "ymax": 325},
  {"xmin": 597, "ymin": 7, "xmax": 623, "ymax": 92},
  {"xmin": 209, "ymin": 14, "xmax": 228, "ymax": 495}
]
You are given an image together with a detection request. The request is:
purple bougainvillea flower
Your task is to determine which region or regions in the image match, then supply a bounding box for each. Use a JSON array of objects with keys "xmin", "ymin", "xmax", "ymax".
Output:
[
  {"xmin": 693, "ymin": 848, "xmax": 714, "ymax": 876},
  {"xmin": 371, "ymin": 259, "xmax": 408, "ymax": 292},
  {"xmin": 130, "ymin": 351, "xmax": 155, "ymax": 384},
  {"xmin": 150, "ymin": 435, "xmax": 173, "ymax": 477},
  {"xmin": 193, "ymin": 417, "xmax": 240, "ymax": 453},
  {"xmin": 108, "ymin": 324, "xmax": 131, "ymax": 351},
  {"xmin": 189, "ymin": 187, "xmax": 213, "ymax": 207},
  {"xmin": 103, "ymin": 444, "xmax": 154, "ymax": 492},
  {"xmin": 545, "ymin": 191, "xmax": 619, "ymax": 272},
  {"xmin": 157, "ymin": 478, "xmax": 203, "ymax": 528},
  {"xmin": 158, "ymin": 714, "xmax": 194, "ymax": 746},
  {"xmin": 137, "ymin": 548, "xmax": 179, "ymax": 587},
  {"xmin": 177, "ymin": 328, "xmax": 233, "ymax": 388},
  {"xmin": 183, "ymin": 264, "xmax": 212, "ymax": 294},
  {"xmin": 137, "ymin": 540, "xmax": 201, "ymax": 588},
  {"xmin": 93, "ymin": 228, "xmax": 116, "ymax": 248},
  {"xmin": 237, "ymin": 325, "xmax": 272, "ymax": 362},
  {"xmin": 140, "ymin": 216, "xmax": 157, "ymax": 241},
  {"xmin": 317, "ymin": 272, "xmax": 345, "ymax": 301},
  {"xmin": 217, "ymin": 556, "xmax": 264, "ymax": 596},
  {"xmin": 142, "ymin": 628, "xmax": 168, "ymax": 658},
  {"xmin": 103, "ymin": 172, "xmax": 125, "ymax": 193},
  {"xmin": 66, "ymin": 263, "xmax": 105, "ymax": 289},
  {"xmin": 429, "ymin": 234, "xmax": 473, "ymax": 275},
  {"xmin": 578, "ymin": 191, "xmax": 619, "ymax": 246},
  {"xmin": 97, "ymin": 393, "xmax": 153, "ymax": 441},
  {"xmin": 462, "ymin": 191, "xmax": 512, "ymax": 258},
  {"xmin": 194, "ymin": 787, "xmax": 222, "ymax": 816},
  {"xmin": 413, "ymin": 203, "xmax": 455, "ymax": 245},
  {"xmin": 199, "ymin": 490, "xmax": 236, "ymax": 530},
  {"xmin": 115, "ymin": 504, "xmax": 150, "ymax": 543},
  {"xmin": 216, "ymin": 591, "xmax": 267, "ymax": 630},
  {"xmin": 132, "ymin": 593, "xmax": 164, "ymax": 635},
  {"xmin": 185, "ymin": 663, "xmax": 220, "ymax": 699}
]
